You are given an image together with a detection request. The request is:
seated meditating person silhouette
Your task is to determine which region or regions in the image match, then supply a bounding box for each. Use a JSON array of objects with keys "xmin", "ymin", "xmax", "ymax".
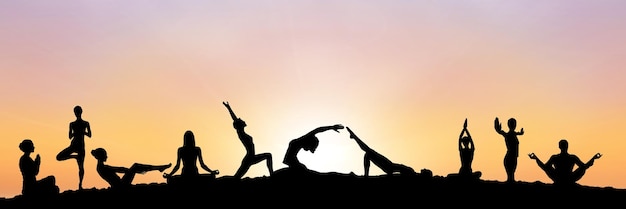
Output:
[
  {"xmin": 345, "ymin": 127, "xmax": 416, "ymax": 177},
  {"xmin": 447, "ymin": 119, "xmax": 482, "ymax": 180},
  {"xmin": 163, "ymin": 130, "xmax": 219, "ymax": 186},
  {"xmin": 19, "ymin": 139, "xmax": 59, "ymax": 197},
  {"xmin": 91, "ymin": 148, "xmax": 171, "ymax": 190},
  {"xmin": 528, "ymin": 139, "xmax": 602, "ymax": 186}
]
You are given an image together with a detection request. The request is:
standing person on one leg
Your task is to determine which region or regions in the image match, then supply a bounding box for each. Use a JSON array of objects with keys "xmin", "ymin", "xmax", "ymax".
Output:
[{"xmin": 57, "ymin": 105, "xmax": 92, "ymax": 190}]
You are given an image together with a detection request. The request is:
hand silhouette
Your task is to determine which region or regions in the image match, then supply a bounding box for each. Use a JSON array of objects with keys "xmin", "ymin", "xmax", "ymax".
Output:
[
  {"xmin": 594, "ymin": 153, "xmax": 602, "ymax": 159},
  {"xmin": 346, "ymin": 127, "xmax": 356, "ymax": 139},
  {"xmin": 463, "ymin": 118, "xmax": 468, "ymax": 129},
  {"xmin": 494, "ymin": 117, "xmax": 502, "ymax": 130},
  {"xmin": 528, "ymin": 153, "xmax": 537, "ymax": 159},
  {"xmin": 331, "ymin": 124, "xmax": 344, "ymax": 132}
]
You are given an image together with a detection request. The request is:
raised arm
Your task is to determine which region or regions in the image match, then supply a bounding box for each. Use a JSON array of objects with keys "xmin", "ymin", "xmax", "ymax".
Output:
[
  {"xmin": 494, "ymin": 117, "xmax": 505, "ymax": 135},
  {"xmin": 223, "ymin": 101, "xmax": 238, "ymax": 121}
]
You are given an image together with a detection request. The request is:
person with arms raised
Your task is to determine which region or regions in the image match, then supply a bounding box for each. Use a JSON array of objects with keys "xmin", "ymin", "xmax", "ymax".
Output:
[{"xmin": 223, "ymin": 101, "xmax": 273, "ymax": 178}]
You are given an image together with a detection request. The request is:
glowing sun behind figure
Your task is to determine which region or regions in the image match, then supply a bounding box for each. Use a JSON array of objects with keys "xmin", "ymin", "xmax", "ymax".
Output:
[{"xmin": 1, "ymin": 1, "xmax": 626, "ymax": 199}]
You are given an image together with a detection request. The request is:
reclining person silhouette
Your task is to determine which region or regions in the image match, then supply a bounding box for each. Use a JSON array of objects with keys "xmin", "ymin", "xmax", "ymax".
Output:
[
  {"xmin": 91, "ymin": 148, "xmax": 171, "ymax": 190},
  {"xmin": 163, "ymin": 130, "xmax": 219, "ymax": 186},
  {"xmin": 528, "ymin": 139, "xmax": 602, "ymax": 186},
  {"xmin": 19, "ymin": 139, "xmax": 59, "ymax": 197},
  {"xmin": 346, "ymin": 127, "xmax": 416, "ymax": 177}
]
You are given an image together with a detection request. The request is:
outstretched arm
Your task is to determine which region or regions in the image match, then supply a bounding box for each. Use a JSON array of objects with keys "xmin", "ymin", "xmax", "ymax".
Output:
[
  {"xmin": 223, "ymin": 101, "xmax": 238, "ymax": 121},
  {"xmin": 164, "ymin": 149, "xmax": 182, "ymax": 177},
  {"xmin": 584, "ymin": 153, "xmax": 602, "ymax": 168},
  {"xmin": 304, "ymin": 124, "xmax": 344, "ymax": 137}
]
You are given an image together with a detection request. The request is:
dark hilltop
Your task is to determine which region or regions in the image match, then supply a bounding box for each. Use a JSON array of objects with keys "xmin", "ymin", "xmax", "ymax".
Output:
[{"xmin": 1, "ymin": 169, "xmax": 625, "ymax": 208}]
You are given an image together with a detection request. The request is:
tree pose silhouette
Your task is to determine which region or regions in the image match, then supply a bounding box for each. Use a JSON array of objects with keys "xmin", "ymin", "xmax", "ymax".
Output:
[{"xmin": 57, "ymin": 105, "xmax": 92, "ymax": 190}]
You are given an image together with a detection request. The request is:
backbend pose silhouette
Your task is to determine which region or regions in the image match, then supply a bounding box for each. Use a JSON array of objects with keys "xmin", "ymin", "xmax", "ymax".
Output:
[
  {"xmin": 57, "ymin": 105, "xmax": 92, "ymax": 190},
  {"xmin": 223, "ymin": 101, "xmax": 273, "ymax": 178},
  {"xmin": 283, "ymin": 124, "xmax": 344, "ymax": 171},
  {"xmin": 494, "ymin": 117, "xmax": 524, "ymax": 183},
  {"xmin": 346, "ymin": 127, "xmax": 416, "ymax": 177},
  {"xmin": 91, "ymin": 148, "xmax": 171, "ymax": 190},
  {"xmin": 528, "ymin": 139, "xmax": 602, "ymax": 186},
  {"xmin": 163, "ymin": 130, "xmax": 219, "ymax": 181},
  {"xmin": 19, "ymin": 139, "xmax": 59, "ymax": 197}
]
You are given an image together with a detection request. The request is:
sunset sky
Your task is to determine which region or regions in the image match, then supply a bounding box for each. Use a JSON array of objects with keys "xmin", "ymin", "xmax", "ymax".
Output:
[{"xmin": 1, "ymin": 1, "xmax": 626, "ymax": 198}]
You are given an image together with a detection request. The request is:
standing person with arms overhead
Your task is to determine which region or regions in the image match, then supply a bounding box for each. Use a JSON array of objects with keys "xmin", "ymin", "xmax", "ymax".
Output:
[
  {"xmin": 57, "ymin": 105, "xmax": 92, "ymax": 190},
  {"xmin": 223, "ymin": 101, "xmax": 273, "ymax": 178},
  {"xmin": 494, "ymin": 117, "xmax": 524, "ymax": 183}
]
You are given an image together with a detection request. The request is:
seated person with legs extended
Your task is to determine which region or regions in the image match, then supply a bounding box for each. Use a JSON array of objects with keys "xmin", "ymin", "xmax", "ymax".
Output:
[{"xmin": 91, "ymin": 148, "xmax": 171, "ymax": 190}]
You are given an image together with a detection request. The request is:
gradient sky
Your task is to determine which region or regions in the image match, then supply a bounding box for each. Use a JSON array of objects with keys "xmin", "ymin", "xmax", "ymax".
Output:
[{"xmin": 1, "ymin": 1, "xmax": 626, "ymax": 198}]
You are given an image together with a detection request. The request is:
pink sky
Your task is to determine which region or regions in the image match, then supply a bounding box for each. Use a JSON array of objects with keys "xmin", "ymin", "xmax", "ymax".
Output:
[{"xmin": 1, "ymin": 1, "xmax": 626, "ymax": 198}]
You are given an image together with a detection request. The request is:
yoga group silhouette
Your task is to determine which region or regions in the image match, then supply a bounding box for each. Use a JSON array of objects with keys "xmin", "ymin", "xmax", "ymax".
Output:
[{"xmin": 17, "ymin": 103, "xmax": 603, "ymax": 199}]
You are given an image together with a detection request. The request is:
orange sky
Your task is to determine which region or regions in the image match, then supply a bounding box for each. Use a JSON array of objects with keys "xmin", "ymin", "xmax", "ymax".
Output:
[{"xmin": 1, "ymin": 1, "xmax": 626, "ymax": 198}]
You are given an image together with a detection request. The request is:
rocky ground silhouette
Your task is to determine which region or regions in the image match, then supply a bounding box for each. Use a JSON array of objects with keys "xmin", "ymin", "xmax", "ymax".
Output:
[{"xmin": 2, "ymin": 169, "xmax": 625, "ymax": 208}]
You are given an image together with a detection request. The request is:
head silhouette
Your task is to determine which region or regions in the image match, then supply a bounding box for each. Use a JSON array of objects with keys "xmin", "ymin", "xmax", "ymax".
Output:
[
  {"xmin": 19, "ymin": 139, "xmax": 34, "ymax": 153},
  {"xmin": 559, "ymin": 139, "xmax": 569, "ymax": 152},
  {"xmin": 233, "ymin": 118, "xmax": 247, "ymax": 130},
  {"xmin": 91, "ymin": 148, "xmax": 107, "ymax": 161},
  {"xmin": 302, "ymin": 137, "xmax": 320, "ymax": 153},
  {"xmin": 184, "ymin": 130, "xmax": 196, "ymax": 147},
  {"xmin": 461, "ymin": 136, "xmax": 471, "ymax": 147},
  {"xmin": 74, "ymin": 106, "xmax": 83, "ymax": 118},
  {"xmin": 507, "ymin": 118, "xmax": 517, "ymax": 130}
]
